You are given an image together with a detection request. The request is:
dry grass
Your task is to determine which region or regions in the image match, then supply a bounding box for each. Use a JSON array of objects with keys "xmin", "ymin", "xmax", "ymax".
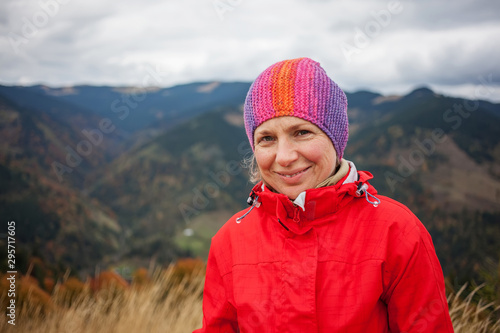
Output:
[
  {"xmin": 0, "ymin": 265, "xmax": 204, "ymax": 333},
  {"xmin": 1, "ymin": 266, "xmax": 499, "ymax": 332},
  {"xmin": 448, "ymin": 284, "xmax": 500, "ymax": 332}
]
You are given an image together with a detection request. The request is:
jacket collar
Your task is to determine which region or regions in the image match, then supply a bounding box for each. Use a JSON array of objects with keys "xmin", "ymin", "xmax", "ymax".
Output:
[{"xmin": 247, "ymin": 161, "xmax": 377, "ymax": 234}]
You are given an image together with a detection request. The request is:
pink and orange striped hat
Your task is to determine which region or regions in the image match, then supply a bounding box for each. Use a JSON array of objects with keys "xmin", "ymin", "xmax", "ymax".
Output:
[{"xmin": 244, "ymin": 57, "xmax": 348, "ymax": 159}]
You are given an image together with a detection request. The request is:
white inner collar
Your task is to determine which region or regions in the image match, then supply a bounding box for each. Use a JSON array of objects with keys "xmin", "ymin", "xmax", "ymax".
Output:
[{"xmin": 292, "ymin": 159, "xmax": 358, "ymax": 211}]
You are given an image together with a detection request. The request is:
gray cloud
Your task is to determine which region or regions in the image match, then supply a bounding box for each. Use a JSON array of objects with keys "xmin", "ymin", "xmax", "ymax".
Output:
[
  {"xmin": 0, "ymin": 0, "xmax": 499, "ymax": 101},
  {"xmin": 402, "ymin": 0, "xmax": 500, "ymax": 29}
]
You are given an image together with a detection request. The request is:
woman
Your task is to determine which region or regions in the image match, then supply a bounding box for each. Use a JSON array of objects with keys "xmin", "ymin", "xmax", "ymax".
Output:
[{"xmin": 194, "ymin": 57, "xmax": 454, "ymax": 332}]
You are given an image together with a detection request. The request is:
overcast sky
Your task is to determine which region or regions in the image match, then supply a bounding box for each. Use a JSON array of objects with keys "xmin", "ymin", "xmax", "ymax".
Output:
[{"xmin": 1, "ymin": 0, "xmax": 499, "ymax": 101}]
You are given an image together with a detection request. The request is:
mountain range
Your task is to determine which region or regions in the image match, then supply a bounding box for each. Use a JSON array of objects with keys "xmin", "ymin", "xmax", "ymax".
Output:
[{"xmin": 0, "ymin": 82, "xmax": 499, "ymax": 286}]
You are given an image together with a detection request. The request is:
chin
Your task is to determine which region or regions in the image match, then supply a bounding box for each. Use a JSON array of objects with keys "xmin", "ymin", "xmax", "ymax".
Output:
[
  {"xmin": 265, "ymin": 178, "xmax": 307, "ymax": 199},
  {"xmin": 279, "ymin": 187, "xmax": 304, "ymax": 200}
]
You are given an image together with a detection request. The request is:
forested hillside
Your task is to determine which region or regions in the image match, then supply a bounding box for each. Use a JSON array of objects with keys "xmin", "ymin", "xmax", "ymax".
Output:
[{"xmin": 0, "ymin": 83, "xmax": 499, "ymax": 293}]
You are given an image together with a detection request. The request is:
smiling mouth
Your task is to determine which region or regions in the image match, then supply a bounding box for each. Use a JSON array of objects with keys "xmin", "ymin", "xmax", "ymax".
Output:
[{"xmin": 276, "ymin": 167, "xmax": 311, "ymax": 178}]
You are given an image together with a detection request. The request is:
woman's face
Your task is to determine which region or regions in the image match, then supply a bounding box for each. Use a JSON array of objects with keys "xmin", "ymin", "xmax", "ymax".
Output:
[{"xmin": 254, "ymin": 117, "xmax": 337, "ymax": 200}]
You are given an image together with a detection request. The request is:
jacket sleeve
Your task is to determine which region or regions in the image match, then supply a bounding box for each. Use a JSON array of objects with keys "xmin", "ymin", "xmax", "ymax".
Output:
[
  {"xmin": 193, "ymin": 242, "xmax": 239, "ymax": 333},
  {"xmin": 382, "ymin": 213, "xmax": 454, "ymax": 332}
]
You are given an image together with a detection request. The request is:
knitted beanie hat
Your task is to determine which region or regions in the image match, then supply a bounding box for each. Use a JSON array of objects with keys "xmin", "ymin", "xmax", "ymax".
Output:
[{"xmin": 244, "ymin": 57, "xmax": 348, "ymax": 159}]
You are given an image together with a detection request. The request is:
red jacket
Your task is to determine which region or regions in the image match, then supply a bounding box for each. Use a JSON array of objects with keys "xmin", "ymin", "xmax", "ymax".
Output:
[{"xmin": 195, "ymin": 165, "xmax": 454, "ymax": 332}]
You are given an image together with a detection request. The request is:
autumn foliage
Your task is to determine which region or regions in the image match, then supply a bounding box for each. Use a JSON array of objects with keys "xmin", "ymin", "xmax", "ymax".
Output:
[{"xmin": 1, "ymin": 258, "xmax": 498, "ymax": 332}]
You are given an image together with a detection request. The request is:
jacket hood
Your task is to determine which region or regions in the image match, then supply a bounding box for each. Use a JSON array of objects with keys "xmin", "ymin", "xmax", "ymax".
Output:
[{"xmin": 237, "ymin": 161, "xmax": 380, "ymax": 234}]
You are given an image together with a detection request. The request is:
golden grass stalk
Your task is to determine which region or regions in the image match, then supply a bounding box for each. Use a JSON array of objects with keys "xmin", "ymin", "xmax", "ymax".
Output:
[
  {"xmin": 0, "ymin": 265, "xmax": 204, "ymax": 333},
  {"xmin": 448, "ymin": 283, "xmax": 500, "ymax": 332},
  {"xmin": 2, "ymin": 267, "xmax": 500, "ymax": 332}
]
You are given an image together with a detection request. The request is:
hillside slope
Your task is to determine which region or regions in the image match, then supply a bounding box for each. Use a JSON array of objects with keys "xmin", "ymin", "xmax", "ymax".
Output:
[
  {"xmin": 86, "ymin": 107, "xmax": 252, "ymax": 261},
  {"xmin": 0, "ymin": 83, "xmax": 499, "ymax": 286},
  {"xmin": 0, "ymin": 94, "xmax": 122, "ymax": 273}
]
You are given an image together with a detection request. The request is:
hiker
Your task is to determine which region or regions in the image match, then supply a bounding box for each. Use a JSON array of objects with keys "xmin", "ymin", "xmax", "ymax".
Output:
[{"xmin": 194, "ymin": 57, "xmax": 454, "ymax": 332}]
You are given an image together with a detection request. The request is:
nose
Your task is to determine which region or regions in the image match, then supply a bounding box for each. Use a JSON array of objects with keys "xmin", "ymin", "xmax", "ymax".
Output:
[{"xmin": 275, "ymin": 138, "xmax": 299, "ymax": 167}]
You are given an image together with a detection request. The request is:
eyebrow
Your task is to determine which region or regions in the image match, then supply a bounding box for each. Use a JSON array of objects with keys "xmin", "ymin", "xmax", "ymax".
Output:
[
  {"xmin": 255, "ymin": 122, "xmax": 315, "ymax": 136},
  {"xmin": 254, "ymin": 128, "xmax": 273, "ymax": 136}
]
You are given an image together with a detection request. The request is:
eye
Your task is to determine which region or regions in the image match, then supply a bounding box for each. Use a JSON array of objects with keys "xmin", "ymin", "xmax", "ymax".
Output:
[
  {"xmin": 261, "ymin": 136, "xmax": 274, "ymax": 142},
  {"xmin": 297, "ymin": 130, "xmax": 311, "ymax": 136},
  {"xmin": 256, "ymin": 135, "xmax": 274, "ymax": 145}
]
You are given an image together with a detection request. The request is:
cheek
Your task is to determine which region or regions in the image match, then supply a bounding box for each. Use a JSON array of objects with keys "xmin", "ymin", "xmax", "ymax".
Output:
[
  {"xmin": 254, "ymin": 149, "xmax": 274, "ymax": 172},
  {"xmin": 304, "ymin": 141, "xmax": 336, "ymax": 170},
  {"xmin": 305, "ymin": 148, "xmax": 324, "ymax": 162},
  {"xmin": 305, "ymin": 145, "xmax": 329, "ymax": 163}
]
